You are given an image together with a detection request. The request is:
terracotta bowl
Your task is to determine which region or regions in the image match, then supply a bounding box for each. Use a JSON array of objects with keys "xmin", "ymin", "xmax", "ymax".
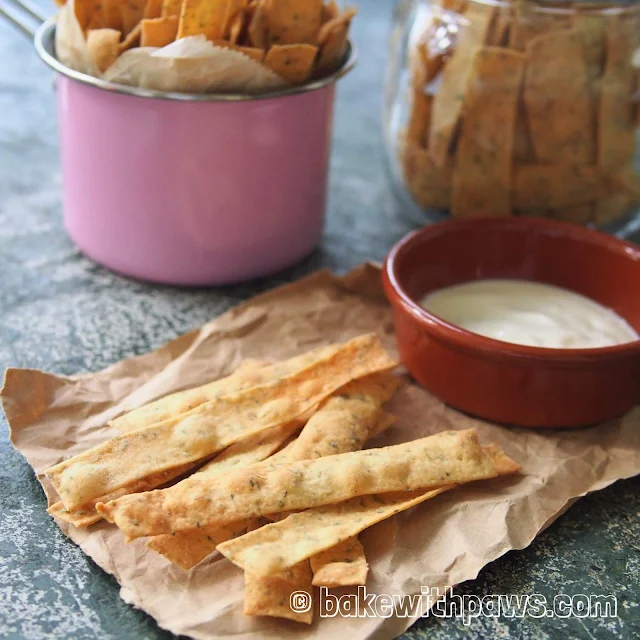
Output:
[{"xmin": 382, "ymin": 218, "xmax": 640, "ymax": 428}]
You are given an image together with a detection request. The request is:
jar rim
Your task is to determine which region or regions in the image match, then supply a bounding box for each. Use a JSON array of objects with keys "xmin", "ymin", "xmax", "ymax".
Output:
[{"xmin": 447, "ymin": 0, "xmax": 640, "ymax": 16}]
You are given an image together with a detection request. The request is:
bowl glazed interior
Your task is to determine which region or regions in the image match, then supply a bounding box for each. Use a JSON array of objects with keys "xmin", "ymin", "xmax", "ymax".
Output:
[{"xmin": 391, "ymin": 218, "xmax": 640, "ymax": 347}]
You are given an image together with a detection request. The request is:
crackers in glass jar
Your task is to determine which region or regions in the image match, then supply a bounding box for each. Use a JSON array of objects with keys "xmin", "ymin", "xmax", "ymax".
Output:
[{"xmin": 401, "ymin": 0, "xmax": 640, "ymax": 224}]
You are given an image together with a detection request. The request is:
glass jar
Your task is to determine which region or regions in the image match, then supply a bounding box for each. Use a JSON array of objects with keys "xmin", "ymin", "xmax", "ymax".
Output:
[{"xmin": 384, "ymin": 0, "xmax": 640, "ymax": 235}]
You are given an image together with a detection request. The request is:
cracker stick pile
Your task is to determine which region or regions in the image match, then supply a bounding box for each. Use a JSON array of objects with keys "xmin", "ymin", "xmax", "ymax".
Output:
[
  {"xmin": 402, "ymin": 0, "xmax": 640, "ymax": 224},
  {"xmin": 58, "ymin": 0, "xmax": 355, "ymax": 84},
  {"xmin": 45, "ymin": 333, "xmax": 520, "ymax": 625}
]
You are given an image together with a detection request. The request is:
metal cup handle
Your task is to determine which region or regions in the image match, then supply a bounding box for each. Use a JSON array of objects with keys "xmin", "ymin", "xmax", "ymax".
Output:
[{"xmin": 0, "ymin": 0, "xmax": 47, "ymax": 39}]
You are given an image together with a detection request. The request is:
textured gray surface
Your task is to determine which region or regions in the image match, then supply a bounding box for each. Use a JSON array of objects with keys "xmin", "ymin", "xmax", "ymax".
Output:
[{"xmin": 1, "ymin": 1, "xmax": 639, "ymax": 639}]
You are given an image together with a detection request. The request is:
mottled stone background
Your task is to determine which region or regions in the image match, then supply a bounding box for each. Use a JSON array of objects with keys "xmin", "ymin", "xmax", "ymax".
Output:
[{"xmin": 1, "ymin": 1, "xmax": 638, "ymax": 638}]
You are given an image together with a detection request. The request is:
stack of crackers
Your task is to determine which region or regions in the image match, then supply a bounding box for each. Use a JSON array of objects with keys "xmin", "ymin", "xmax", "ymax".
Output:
[
  {"xmin": 44, "ymin": 334, "xmax": 520, "ymax": 625},
  {"xmin": 402, "ymin": 0, "xmax": 640, "ymax": 224},
  {"xmin": 59, "ymin": 0, "xmax": 355, "ymax": 85}
]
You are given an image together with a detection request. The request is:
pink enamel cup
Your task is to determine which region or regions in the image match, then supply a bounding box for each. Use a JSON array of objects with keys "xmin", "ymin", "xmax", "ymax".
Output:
[{"xmin": 31, "ymin": 18, "xmax": 356, "ymax": 285}]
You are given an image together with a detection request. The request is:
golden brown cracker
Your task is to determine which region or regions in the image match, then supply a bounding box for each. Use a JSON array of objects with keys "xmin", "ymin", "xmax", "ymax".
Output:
[
  {"xmin": 440, "ymin": 0, "xmax": 467, "ymax": 11},
  {"xmin": 75, "ymin": 0, "xmax": 104, "ymax": 32},
  {"xmin": 118, "ymin": 21, "xmax": 142, "ymax": 52},
  {"xmin": 49, "ymin": 334, "xmax": 396, "ymax": 509},
  {"xmin": 322, "ymin": 0, "xmax": 339, "ymax": 23},
  {"xmin": 402, "ymin": 140, "xmax": 452, "ymax": 210},
  {"xmin": 87, "ymin": 11, "xmax": 105, "ymax": 31},
  {"xmin": 482, "ymin": 444, "xmax": 521, "ymax": 476},
  {"xmin": 514, "ymin": 164, "xmax": 606, "ymax": 212},
  {"xmin": 315, "ymin": 22, "xmax": 348, "ymax": 76},
  {"xmin": 406, "ymin": 87, "xmax": 432, "ymax": 149},
  {"xmin": 317, "ymin": 7, "xmax": 357, "ymax": 45},
  {"xmin": 295, "ymin": 376, "xmax": 399, "ymax": 455},
  {"xmin": 140, "ymin": 16, "xmax": 178, "ymax": 47},
  {"xmin": 259, "ymin": 440, "xmax": 297, "ymax": 466},
  {"xmin": 509, "ymin": 2, "xmax": 571, "ymax": 51},
  {"xmin": 239, "ymin": 46, "xmax": 265, "ymax": 63},
  {"xmin": 99, "ymin": 0, "xmax": 124, "ymax": 30},
  {"xmin": 144, "ymin": 0, "xmax": 163, "ymax": 19},
  {"xmin": 314, "ymin": 8, "xmax": 356, "ymax": 76},
  {"xmin": 223, "ymin": 0, "xmax": 247, "ymax": 35},
  {"xmin": 265, "ymin": 0, "xmax": 323, "ymax": 45},
  {"xmin": 145, "ymin": 423, "xmax": 297, "ymax": 568},
  {"xmin": 595, "ymin": 166, "xmax": 640, "ymax": 224},
  {"xmin": 219, "ymin": 488, "xmax": 452, "ymax": 576},
  {"xmin": 147, "ymin": 522, "xmax": 246, "ymax": 570},
  {"xmin": 286, "ymin": 373, "xmax": 400, "ymax": 461},
  {"xmin": 244, "ymin": 561, "xmax": 314, "ymax": 624},
  {"xmin": 118, "ymin": 0, "xmax": 147, "ymax": 36},
  {"xmin": 48, "ymin": 334, "xmax": 395, "ymax": 511},
  {"xmin": 110, "ymin": 359, "xmax": 269, "ymax": 433},
  {"xmin": 513, "ymin": 100, "xmax": 535, "ymax": 162},
  {"xmin": 228, "ymin": 10, "xmax": 244, "ymax": 43},
  {"xmin": 177, "ymin": 0, "xmax": 229, "ymax": 40},
  {"xmin": 86, "ymin": 28, "xmax": 122, "ymax": 72},
  {"xmin": 413, "ymin": 39, "xmax": 445, "ymax": 87},
  {"xmin": 523, "ymin": 29, "xmax": 595, "ymax": 164},
  {"xmin": 573, "ymin": 9, "xmax": 605, "ymax": 83},
  {"xmin": 140, "ymin": 373, "xmax": 398, "ymax": 565},
  {"xmin": 594, "ymin": 192, "xmax": 633, "ymax": 225},
  {"xmin": 611, "ymin": 166, "xmax": 640, "ymax": 202},
  {"xmin": 217, "ymin": 444, "xmax": 518, "ymax": 577},
  {"xmin": 451, "ymin": 47, "xmax": 525, "ymax": 218},
  {"xmin": 206, "ymin": 422, "xmax": 304, "ymax": 474},
  {"xmin": 161, "ymin": 0, "xmax": 182, "ymax": 18},
  {"xmin": 636, "ymin": 74, "xmax": 640, "ymax": 128},
  {"xmin": 47, "ymin": 502, "xmax": 103, "ymax": 528},
  {"xmin": 549, "ymin": 204, "xmax": 594, "ymax": 225},
  {"xmin": 247, "ymin": 0, "xmax": 267, "ymax": 48},
  {"xmin": 47, "ymin": 460, "xmax": 196, "ymax": 528},
  {"xmin": 410, "ymin": 10, "xmax": 451, "ymax": 87},
  {"xmin": 487, "ymin": 6, "xmax": 511, "ymax": 47},
  {"xmin": 261, "ymin": 378, "xmax": 398, "ymax": 529},
  {"xmin": 264, "ymin": 44, "xmax": 318, "ymax": 84},
  {"xmin": 598, "ymin": 15, "xmax": 640, "ymax": 171},
  {"xmin": 428, "ymin": 2, "xmax": 494, "ymax": 165},
  {"xmin": 83, "ymin": 360, "xmax": 272, "ymax": 535},
  {"xmin": 310, "ymin": 537, "xmax": 368, "ymax": 587},
  {"xmin": 574, "ymin": 11, "xmax": 606, "ymax": 166},
  {"xmin": 101, "ymin": 429, "xmax": 495, "ymax": 540}
]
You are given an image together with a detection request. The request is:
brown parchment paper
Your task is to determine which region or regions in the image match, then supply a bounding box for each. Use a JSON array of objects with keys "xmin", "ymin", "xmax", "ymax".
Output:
[{"xmin": 3, "ymin": 264, "xmax": 640, "ymax": 640}]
